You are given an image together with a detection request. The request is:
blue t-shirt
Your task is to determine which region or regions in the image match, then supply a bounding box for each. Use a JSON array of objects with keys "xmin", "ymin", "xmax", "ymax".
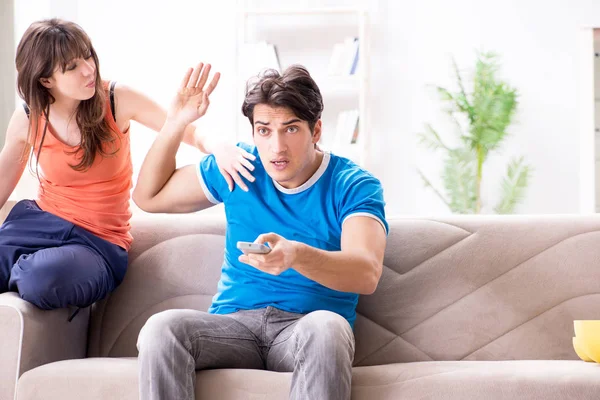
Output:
[{"xmin": 197, "ymin": 143, "xmax": 388, "ymax": 327}]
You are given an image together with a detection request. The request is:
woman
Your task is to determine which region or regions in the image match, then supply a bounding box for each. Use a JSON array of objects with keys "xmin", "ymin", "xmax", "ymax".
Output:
[{"xmin": 0, "ymin": 18, "xmax": 254, "ymax": 313}]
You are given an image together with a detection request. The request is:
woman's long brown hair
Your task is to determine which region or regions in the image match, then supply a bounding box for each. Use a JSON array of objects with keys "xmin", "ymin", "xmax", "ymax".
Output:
[{"xmin": 15, "ymin": 18, "xmax": 118, "ymax": 172}]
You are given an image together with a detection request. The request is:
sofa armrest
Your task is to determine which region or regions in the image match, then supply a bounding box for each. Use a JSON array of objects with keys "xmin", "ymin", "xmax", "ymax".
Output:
[{"xmin": 0, "ymin": 292, "xmax": 89, "ymax": 399}]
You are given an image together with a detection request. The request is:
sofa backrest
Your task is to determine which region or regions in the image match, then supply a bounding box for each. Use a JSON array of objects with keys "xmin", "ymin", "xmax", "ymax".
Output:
[{"xmin": 88, "ymin": 213, "xmax": 600, "ymax": 365}]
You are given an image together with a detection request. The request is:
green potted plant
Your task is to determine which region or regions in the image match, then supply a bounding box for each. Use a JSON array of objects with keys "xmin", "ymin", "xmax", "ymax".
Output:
[{"xmin": 418, "ymin": 51, "xmax": 532, "ymax": 214}]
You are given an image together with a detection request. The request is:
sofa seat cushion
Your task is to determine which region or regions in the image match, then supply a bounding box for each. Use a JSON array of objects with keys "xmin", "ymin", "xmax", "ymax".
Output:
[
  {"xmin": 351, "ymin": 360, "xmax": 600, "ymax": 399},
  {"xmin": 16, "ymin": 358, "xmax": 600, "ymax": 400},
  {"xmin": 15, "ymin": 357, "xmax": 292, "ymax": 400}
]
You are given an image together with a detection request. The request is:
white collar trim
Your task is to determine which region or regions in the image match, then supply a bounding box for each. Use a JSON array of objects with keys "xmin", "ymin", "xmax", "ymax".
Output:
[{"xmin": 273, "ymin": 152, "xmax": 331, "ymax": 194}]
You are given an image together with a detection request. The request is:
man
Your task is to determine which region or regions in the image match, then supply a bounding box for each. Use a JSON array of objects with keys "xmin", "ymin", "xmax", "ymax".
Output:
[{"xmin": 133, "ymin": 62, "xmax": 388, "ymax": 400}]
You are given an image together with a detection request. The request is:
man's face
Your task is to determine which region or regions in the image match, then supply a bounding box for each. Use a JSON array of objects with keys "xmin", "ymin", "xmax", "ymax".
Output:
[{"xmin": 252, "ymin": 104, "xmax": 322, "ymax": 189}]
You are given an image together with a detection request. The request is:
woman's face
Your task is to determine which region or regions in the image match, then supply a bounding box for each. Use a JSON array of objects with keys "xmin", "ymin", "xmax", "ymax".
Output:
[{"xmin": 43, "ymin": 55, "xmax": 97, "ymax": 101}]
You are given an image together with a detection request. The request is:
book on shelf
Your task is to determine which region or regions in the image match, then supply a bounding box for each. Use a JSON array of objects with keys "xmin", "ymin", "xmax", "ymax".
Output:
[
  {"xmin": 332, "ymin": 109, "xmax": 359, "ymax": 151},
  {"xmin": 349, "ymin": 41, "xmax": 359, "ymax": 75},
  {"xmin": 327, "ymin": 37, "xmax": 359, "ymax": 76},
  {"xmin": 350, "ymin": 116, "xmax": 360, "ymax": 144}
]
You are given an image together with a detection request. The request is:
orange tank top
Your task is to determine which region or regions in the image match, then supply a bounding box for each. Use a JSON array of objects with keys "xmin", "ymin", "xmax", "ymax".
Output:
[{"xmin": 34, "ymin": 81, "xmax": 133, "ymax": 250}]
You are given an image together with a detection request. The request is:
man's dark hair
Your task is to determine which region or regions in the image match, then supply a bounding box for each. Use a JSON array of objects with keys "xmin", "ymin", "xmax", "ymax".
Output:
[{"xmin": 241, "ymin": 65, "xmax": 324, "ymax": 133}]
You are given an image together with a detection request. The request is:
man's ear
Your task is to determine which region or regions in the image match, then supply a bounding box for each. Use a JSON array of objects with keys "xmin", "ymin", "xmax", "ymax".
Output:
[
  {"xmin": 312, "ymin": 120, "xmax": 322, "ymax": 144},
  {"xmin": 39, "ymin": 77, "xmax": 54, "ymax": 89}
]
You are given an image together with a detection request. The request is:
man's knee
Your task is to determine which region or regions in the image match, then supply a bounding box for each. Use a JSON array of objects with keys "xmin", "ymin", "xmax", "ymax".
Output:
[
  {"xmin": 296, "ymin": 310, "xmax": 355, "ymax": 355},
  {"xmin": 137, "ymin": 309, "xmax": 215, "ymax": 355},
  {"xmin": 300, "ymin": 310, "xmax": 353, "ymax": 335},
  {"xmin": 137, "ymin": 310, "xmax": 185, "ymax": 351}
]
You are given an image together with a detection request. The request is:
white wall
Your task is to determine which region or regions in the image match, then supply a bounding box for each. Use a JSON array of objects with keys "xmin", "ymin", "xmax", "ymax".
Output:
[
  {"xmin": 9, "ymin": 0, "xmax": 77, "ymax": 201},
  {"xmin": 12, "ymin": 0, "xmax": 600, "ymax": 215},
  {"xmin": 370, "ymin": 0, "xmax": 600, "ymax": 216},
  {"xmin": 0, "ymin": 0, "xmax": 15, "ymax": 147}
]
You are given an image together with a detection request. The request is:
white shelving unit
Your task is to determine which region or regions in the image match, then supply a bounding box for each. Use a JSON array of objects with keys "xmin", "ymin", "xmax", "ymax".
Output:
[
  {"xmin": 594, "ymin": 40, "xmax": 600, "ymax": 212},
  {"xmin": 235, "ymin": 7, "xmax": 370, "ymax": 167}
]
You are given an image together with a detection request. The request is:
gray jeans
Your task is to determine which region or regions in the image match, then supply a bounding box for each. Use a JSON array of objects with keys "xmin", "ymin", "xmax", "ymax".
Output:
[{"xmin": 137, "ymin": 306, "xmax": 355, "ymax": 400}]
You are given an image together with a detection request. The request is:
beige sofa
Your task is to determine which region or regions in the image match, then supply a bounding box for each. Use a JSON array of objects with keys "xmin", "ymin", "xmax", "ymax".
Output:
[{"xmin": 2, "ymin": 213, "xmax": 600, "ymax": 399}]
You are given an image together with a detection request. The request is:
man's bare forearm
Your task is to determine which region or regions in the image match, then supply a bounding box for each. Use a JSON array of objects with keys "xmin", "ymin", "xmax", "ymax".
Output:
[{"xmin": 293, "ymin": 242, "xmax": 381, "ymax": 295}]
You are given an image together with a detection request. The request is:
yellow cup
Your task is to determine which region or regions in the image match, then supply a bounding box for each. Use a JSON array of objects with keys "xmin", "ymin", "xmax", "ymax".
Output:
[
  {"xmin": 573, "ymin": 320, "xmax": 600, "ymax": 363},
  {"xmin": 573, "ymin": 337, "xmax": 594, "ymax": 362}
]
